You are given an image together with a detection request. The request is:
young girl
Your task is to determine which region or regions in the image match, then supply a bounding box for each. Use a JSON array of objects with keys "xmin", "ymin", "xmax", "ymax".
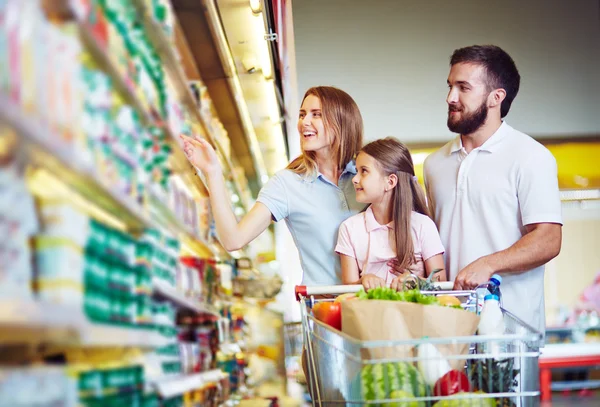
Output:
[
  {"xmin": 181, "ymin": 86, "xmax": 367, "ymax": 286},
  {"xmin": 335, "ymin": 137, "xmax": 446, "ymax": 291}
]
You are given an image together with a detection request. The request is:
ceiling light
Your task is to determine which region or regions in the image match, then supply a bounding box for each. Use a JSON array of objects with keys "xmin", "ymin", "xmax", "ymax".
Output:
[
  {"xmin": 264, "ymin": 80, "xmax": 279, "ymax": 122},
  {"xmin": 249, "ymin": 0, "xmax": 262, "ymax": 14},
  {"xmin": 253, "ymin": 13, "xmax": 272, "ymax": 79}
]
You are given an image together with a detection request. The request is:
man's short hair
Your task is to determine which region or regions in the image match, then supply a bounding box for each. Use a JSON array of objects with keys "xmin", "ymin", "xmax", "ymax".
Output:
[{"xmin": 450, "ymin": 45, "xmax": 521, "ymax": 118}]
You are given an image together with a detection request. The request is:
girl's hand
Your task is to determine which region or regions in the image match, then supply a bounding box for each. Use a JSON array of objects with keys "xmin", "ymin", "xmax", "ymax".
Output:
[
  {"xmin": 361, "ymin": 274, "xmax": 386, "ymax": 291},
  {"xmin": 180, "ymin": 135, "xmax": 222, "ymax": 178},
  {"xmin": 390, "ymin": 275, "xmax": 408, "ymax": 292}
]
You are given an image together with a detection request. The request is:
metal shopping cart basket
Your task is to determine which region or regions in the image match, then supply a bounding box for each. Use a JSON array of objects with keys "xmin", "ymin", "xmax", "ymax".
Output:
[{"xmin": 295, "ymin": 284, "xmax": 543, "ymax": 407}]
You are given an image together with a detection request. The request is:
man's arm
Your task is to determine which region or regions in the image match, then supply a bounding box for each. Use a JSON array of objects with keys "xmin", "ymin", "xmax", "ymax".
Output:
[{"xmin": 453, "ymin": 222, "xmax": 562, "ymax": 290}]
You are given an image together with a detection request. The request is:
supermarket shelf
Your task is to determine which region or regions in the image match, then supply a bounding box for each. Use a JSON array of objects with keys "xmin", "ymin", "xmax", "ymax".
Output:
[
  {"xmin": 152, "ymin": 369, "xmax": 227, "ymax": 399},
  {"xmin": 73, "ymin": 16, "xmax": 209, "ymax": 201},
  {"xmin": 0, "ymin": 300, "xmax": 169, "ymax": 348},
  {"xmin": 0, "ymin": 95, "xmax": 147, "ymax": 231},
  {"xmin": 0, "ymin": 300, "xmax": 80, "ymax": 346},
  {"xmin": 152, "ymin": 279, "xmax": 220, "ymax": 318},
  {"xmin": 82, "ymin": 321, "xmax": 170, "ymax": 348},
  {"xmin": 77, "ymin": 25, "xmax": 154, "ymax": 126},
  {"xmin": 147, "ymin": 190, "xmax": 224, "ymax": 259},
  {"xmin": 0, "ymin": 96, "xmax": 218, "ymax": 259},
  {"xmin": 131, "ymin": 0, "xmax": 249, "ymax": 211}
]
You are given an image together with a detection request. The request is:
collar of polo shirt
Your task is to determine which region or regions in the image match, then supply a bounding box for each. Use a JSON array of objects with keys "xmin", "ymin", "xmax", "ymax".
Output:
[{"xmin": 450, "ymin": 121, "xmax": 510, "ymax": 155}]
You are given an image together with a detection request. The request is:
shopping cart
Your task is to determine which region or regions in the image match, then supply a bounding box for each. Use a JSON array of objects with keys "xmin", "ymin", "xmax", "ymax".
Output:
[{"xmin": 295, "ymin": 284, "xmax": 543, "ymax": 407}]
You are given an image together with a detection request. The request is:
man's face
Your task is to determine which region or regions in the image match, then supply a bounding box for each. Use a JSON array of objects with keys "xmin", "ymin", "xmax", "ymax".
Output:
[{"xmin": 446, "ymin": 63, "xmax": 491, "ymax": 135}]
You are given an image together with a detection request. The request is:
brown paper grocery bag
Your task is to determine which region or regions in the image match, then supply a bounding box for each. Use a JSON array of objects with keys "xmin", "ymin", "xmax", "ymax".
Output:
[{"xmin": 341, "ymin": 300, "xmax": 480, "ymax": 369}]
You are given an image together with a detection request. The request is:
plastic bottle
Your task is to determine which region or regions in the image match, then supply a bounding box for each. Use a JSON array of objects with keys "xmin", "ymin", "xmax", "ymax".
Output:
[
  {"xmin": 477, "ymin": 294, "xmax": 506, "ymax": 359},
  {"xmin": 475, "ymin": 274, "xmax": 503, "ymax": 313},
  {"xmin": 487, "ymin": 274, "xmax": 502, "ymax": 299}
]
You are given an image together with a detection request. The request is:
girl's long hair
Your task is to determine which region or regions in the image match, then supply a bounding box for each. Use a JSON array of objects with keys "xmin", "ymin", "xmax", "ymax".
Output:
[
  {"xmin": 287, "ymin": 86, "xmax": 363, "ymax": 176},
  {"xmin": 360, "ymin": 138, "xmax": 431, "ymax": 272}
]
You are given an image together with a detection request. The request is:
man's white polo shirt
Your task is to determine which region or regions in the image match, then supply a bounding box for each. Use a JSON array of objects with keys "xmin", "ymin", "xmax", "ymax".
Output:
[{"xmin": 424, "ymin": 121, "xmax": 562, "ymax": 334}]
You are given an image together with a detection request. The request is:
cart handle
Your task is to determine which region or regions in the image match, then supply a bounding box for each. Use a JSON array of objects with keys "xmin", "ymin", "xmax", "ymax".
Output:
[{"xmin": 295, "ymin": 281, "xmax": 454, "ymax": 300}]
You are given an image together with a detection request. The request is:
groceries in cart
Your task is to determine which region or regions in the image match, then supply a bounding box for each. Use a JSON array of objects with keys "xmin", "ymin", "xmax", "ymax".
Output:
[{"xmin": 296, "ymin": 276, "xmax": 542, "ymax": 406}]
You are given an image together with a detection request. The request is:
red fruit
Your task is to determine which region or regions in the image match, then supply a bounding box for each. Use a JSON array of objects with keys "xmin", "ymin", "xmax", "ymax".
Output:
[
  {"xmin": 312, "ymin": 302, "xmax": 342, "ymax": 330},
  {"xmin": 433, "ymin": 370, "xmax": 471, "ymax": 397}
]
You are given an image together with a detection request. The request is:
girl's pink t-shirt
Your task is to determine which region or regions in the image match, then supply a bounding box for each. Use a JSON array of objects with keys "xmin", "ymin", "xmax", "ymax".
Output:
[{"xmin": 335, "ymin": 206, "xmax": 445, "ymax": 286}]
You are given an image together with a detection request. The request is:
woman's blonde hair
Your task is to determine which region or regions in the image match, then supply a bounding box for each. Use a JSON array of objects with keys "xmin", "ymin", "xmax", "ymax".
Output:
[
  {"xmin": 287, "ymin": 86, "xmax": 363, "ymax": 176},
  {"xmin": 360, "ymin": 138, "xmax": 431, "ymax": 272}
]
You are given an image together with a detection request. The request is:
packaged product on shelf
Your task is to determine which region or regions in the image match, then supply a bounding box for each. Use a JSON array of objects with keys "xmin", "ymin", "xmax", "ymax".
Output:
[
  {"xmin": 175, "ymin": 260, "xmax": 191, "ymax": 296},
  {"xmin": 197, "ymin": 85, "xmax": 213, "ymax": 125},
  {"xmin": 176, "ymin": 260, "xmax": 203, "ymax": 301},
  {"xmin": 180, "ymin": 257, "xmax": 221, "ymax": 305},
  {"xmin": 81, "ymin": 2, "xmax": 107, "ymax": 47},
  {"xmin": 5, "ymin": 0, "xmax": 23, "ymax": 103},
  {"xmin": 0, "ymin": 149, "xmax": 39, "ymax": 299},
  {"xmin": 218, "ymin": 263, "xmax": 234, "ymax": 297},
  {"xmin": 150, "ymin": 0, "xmax": 176, "ymax": 39},
  {"xmin": 165, "ymin": 76, "xmax": 184, "ymax": 136},
  {"xmin": 0, "ymin": 2, "xmax": 11, "ymax": 95},
  {"xmin": 0, "ymin": 368, "xmax": 78, "ymax": 407},
  {"xmin": 2, "ymin": 0, "xmax": 82, "ymax": 144},
  {"xmin": 34, "ymin": 202, "xmax": 91, "ymax": 305},
  {"xmin": 18, "ymin": 1, "xmax": 43, "ymax": 114},
  {"xmin": 77, "ymin": 365, "xmax": 144, "ymax": 406},
  {"xmin": 55, "ymin": 24, "xmax": 84, "ymax": 145},
  {"xmin": 37, "ymin": 201, "xmax": 91, "ymax": 246},
  {"xmin": 196, "ymin": 196, "xmax": 211, "ymax": 243},
  {"xmin": 34, "ymin": 238, "xmax": 84, "ymax": 305}
]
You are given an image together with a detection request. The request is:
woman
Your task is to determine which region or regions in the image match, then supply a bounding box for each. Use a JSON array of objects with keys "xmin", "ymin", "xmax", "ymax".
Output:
[{"xmin": 181, "ymin": 86, "xmax": 366, "ymax": 285}]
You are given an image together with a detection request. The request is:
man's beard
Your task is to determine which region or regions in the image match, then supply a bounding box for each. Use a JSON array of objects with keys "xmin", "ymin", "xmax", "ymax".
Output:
[{"xmin": 447, "ymin": 101, "xmax": 488, "ymax": 135}]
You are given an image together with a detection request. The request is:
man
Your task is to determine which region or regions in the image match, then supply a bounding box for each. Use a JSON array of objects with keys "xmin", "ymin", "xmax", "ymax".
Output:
[{"xmin": 423, "ymin": 45, "xmax": 562, "ymax": 334}]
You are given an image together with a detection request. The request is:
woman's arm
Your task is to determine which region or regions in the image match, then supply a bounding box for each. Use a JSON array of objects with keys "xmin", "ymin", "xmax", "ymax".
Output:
[
  {"xmin": 424, "ymin": 254, "xmax": 446, "ymax": 281},
  {"xmin": 182, "ymin": 136, "xmax": 272, "ymax": 251}
]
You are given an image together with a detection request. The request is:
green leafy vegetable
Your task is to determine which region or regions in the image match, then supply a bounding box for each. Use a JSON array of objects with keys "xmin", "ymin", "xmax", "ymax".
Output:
[{"xmin": 356, "ymin": 288, "xmax": 440, "ymax": 305}]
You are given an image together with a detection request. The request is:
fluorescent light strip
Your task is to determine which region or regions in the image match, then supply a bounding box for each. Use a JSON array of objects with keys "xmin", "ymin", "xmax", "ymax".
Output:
[
  {"xmin": 203, "ymin": 0, "xmax": 270, "ymax": 186},
  {"xmin": 560, "ymin": 189, "xmax": 600, "ymax": 201}
]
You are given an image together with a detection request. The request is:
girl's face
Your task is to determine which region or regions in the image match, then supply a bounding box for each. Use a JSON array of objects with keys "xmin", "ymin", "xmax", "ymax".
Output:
[
  {"xmin": 298, "ymin": 95, "xmax": 331, "ymax": 154},
  {"xmin": 352, "ymin": 152, "xmax": 391, "ymax": 204}
]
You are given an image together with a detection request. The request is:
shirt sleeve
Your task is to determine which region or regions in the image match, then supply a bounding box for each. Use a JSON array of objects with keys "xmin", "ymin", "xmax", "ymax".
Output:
[
  {"xmin": 518, "ymin": 148, "xmax": 563, "ymax": 226},
  {"xmin": 419, "ymin": 216, "xmax": 445, "ymax": 261},
  {"xmin": 335, "ymin": 221, "xmax": 356, "ymax": 258},
  {"xmin": 256, "ymin": 172, "xmax": 289, "ymax": 222},
  {"xmin": 423, "ymin": 157, "xmax": 436, "ymax": 218}
]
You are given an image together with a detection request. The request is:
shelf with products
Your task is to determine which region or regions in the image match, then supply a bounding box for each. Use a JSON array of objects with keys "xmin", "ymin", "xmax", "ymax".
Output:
[
  {"xmin": 44, "ymin": 0, "xmax": 247, "ymax": 254},
  {"xmin": 129, "ymin": 0, "xmax": 250, "ymax": 210},
  {"xmin": 0, "ymin": 96, "xmax": 219, "ymax": 259},
  {"xmin": 153, "ymin": 278, "xmax": 220, "ymax": 318},
  {"xmin": 1, "ymin": 2, "xmax": 257, "ymax": 404},
  {"xmin": 0, "ymin": 300, "xmax": 170, "ymax": 348},
  {"xmin": 151, "ymin": 369, "xmax": 228, "ymax": 399},
  {"xmin": 75, "ymin": 21, "xmax": 210, "ymax": 199},
  {"xmin": 52, "ymin": 0, "xmax": 250, "ymax": 213},
  {"xmin": 48, "ymin": 0, "xmax": 212, "ymax": 204}
]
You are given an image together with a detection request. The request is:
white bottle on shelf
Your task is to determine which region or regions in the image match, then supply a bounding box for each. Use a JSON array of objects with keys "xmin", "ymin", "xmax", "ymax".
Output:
[{"xmin": 478, "ymin": 294, "xmax": 506, "ymax": 358}]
